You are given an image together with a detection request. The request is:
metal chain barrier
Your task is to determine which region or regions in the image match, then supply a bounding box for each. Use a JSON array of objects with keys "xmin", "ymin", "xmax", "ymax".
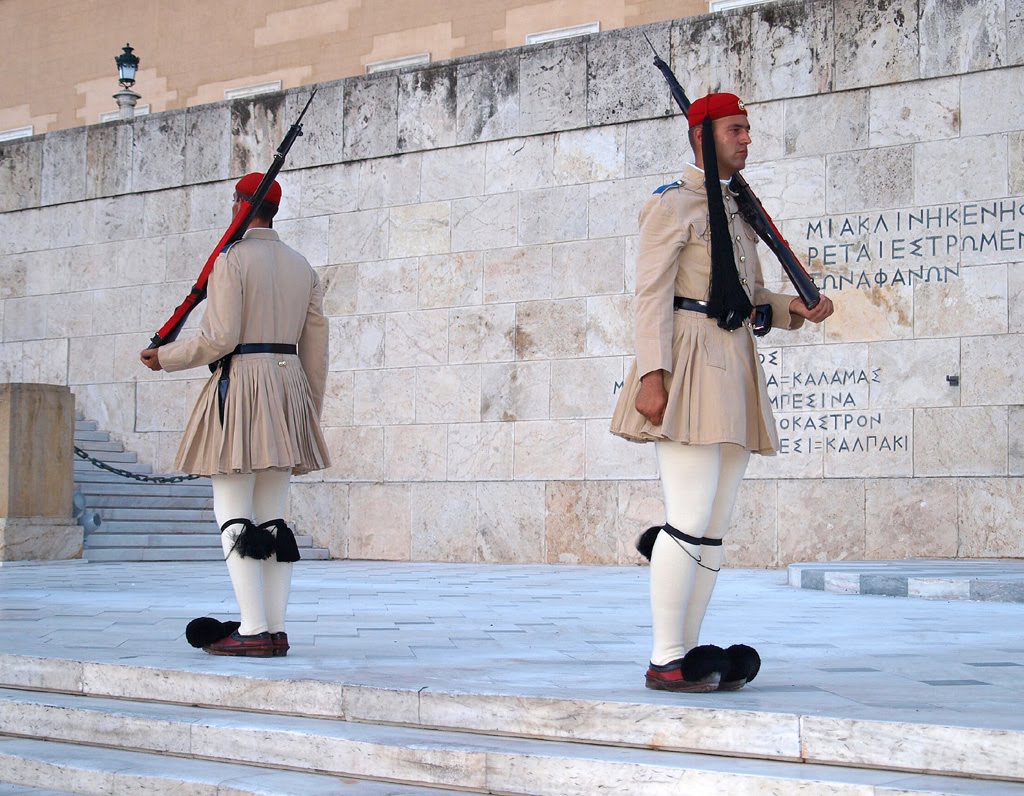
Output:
[{"xmin": 74, "ymin": 446, "xmax": 202, "ymax": 484}]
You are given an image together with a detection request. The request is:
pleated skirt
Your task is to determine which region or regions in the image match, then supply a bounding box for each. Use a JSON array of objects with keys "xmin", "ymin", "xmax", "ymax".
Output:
[
  {"xmin": 175, "ymin": 353, "xmax": 331, "ymax": 476},
  {"xmin": 609, "ymin": 309, "xmax": 779, "ymax": 455}
]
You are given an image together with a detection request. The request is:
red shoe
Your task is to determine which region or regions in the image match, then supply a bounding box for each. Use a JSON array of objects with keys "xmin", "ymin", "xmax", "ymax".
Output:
[
  {"xmin": 645, "ymin": 645, "xmax": 730, "ymax": 693},
  {"xmin": 203, "ymin": 631, "xmax": 273, "ymax": 657},
  {"xmin": 271, "ymin": 632, "xmax": 289, "ymax": 657}
]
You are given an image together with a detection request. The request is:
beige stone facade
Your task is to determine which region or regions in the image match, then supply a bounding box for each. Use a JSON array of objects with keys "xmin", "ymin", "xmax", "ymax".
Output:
[{"xmin": 1, "ymin": 0, "xmax": 1022, "ymax": 566}]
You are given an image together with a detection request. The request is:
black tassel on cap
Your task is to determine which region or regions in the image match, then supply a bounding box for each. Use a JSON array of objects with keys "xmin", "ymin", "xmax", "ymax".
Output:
[
  {"xmin": 258, "ymin": 518, "xmax": 302, "ymax": 563},
  {"xmin": 222, "ymin": 517, "xmax": 276, "ymax": 560}
]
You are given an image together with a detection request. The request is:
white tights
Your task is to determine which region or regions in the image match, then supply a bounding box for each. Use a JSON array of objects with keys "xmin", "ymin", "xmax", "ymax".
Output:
[
  {"xmin": 212, "ymin": 470, "xmax": 292, "ymax": 636},
  {"xmin": 649, "ymin": 441, "xmax": 750, "ymax": 665}
]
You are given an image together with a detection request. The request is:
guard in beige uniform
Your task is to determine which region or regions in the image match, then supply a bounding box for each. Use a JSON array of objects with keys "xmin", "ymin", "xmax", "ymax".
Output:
[
  {"xmin": 610, "ymin": 93, "xmax": 833, "ymax": 692},
  {"xmin": 140, "ymin": 172, "xmax": 330, "ymax": 657}
]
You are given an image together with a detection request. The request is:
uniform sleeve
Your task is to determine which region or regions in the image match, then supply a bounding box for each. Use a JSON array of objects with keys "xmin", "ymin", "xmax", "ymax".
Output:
[
  {"xmin": 751, "ymin": 248, "xmax": 805, "ymax": 331},
  {"xmin": 634, "ymin": 194, "xmax": 689, "ymax": 377},
  {"xmin": 298, "ymin": 270, "xmax": 329, "ymax": 418},
  {"xmin": 159, "ymin": 251, "xmax": 243, "ymax": 372}
]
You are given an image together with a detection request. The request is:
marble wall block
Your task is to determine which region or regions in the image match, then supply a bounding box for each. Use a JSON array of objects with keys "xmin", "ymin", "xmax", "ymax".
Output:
[
  {"xmin": 321, "ymin": 263, "xmax": 358, "ymax": 316},
  {"xmin": 85, "ymin": 122, "xmax": 132, "ymax": 199},
  {"xmin": 388, "ymin": 201, "xmax": 450, "ymax": 258},
  {"xmin": 484, "ymin": 137, "xmax": 554, "ymax": 194},
  {"xmin": 477, "ymin": 481, "xmax": 545, "ymax": 562},
  {"xmin": 914, "ymin": 264, "xmax": 1008, "ymax": 338},
  {"xmin": 1011, "ymin": 262, "xmax": 1024, "ymax": 333},
  {"xmin": 300, "ymin": 162, "xmax": 359, "ymax": 217},
  {"xmin": 328, "ymin": 314, "xmax": 385, "ymax": 370},
  {"xmin": 865, "ymin": 477, "xmax": 958, "ymax": 558},
  {"xmin": 457, "ymin": 53, "xmax": 520, "ymax": 144},
  {"xmin": 745, "ymin": 101, "xmax": 784, "ymax": 164},
  {"xmin": 20, "ymin": 338, "xmax": 68, "ymax": 385},
  {"xmin": 410, "ymin": 482, "xmax": 479, "ymax": 561},
  {"xmin": 483, "ymin": 245, "xmax": 551, "ymax": 303},
  {"xmin": 187, "ymin": 179, "xmax": 231, "ymax": 231},
  {"xmin": 748, "ymin": 1, "xmax": 834, "ymax": 102},
  {"xmin": 448, "ymin": 422, "xmax": 514, "ymax": 481},
  {"xmin": 384, "ymin": 309, "xmax": 448, "ymax": 367},
  {"xmin": 915, "ymin": 405, "xmax": 1009, "ymax": 476},
  {"xmin": 74, "ymin": 382, "xmax": 135, "ymax": 436},
  {"xmin": 355, "ymin": 257, "xmax": 418, "ymax": 313},
  {"xmin": 322, "ymin": 425, "xmax": 384, "ymax": 482},
  {"xmin": 290, "ymin": 482, "xmax": 349, "ymax": 558},
  {"xmin": 353, "ymin": 368, "xmax": 415, "ymax": 426},
  {"xmin": 134, "ymin": 380, "xmax": 192, "ymax": 432},
  {"xmin": 958, "ymin": 477, "xmax": 1024, "ymax": 557},
  {"xmin": 1011, "ymin": 133, "xmax": 1024, "ymax": 194},
  {"xmin": 823, "ymin": 147, "xmax": 913, "ymax": 214},
  {"xmin": 420, "ymin": 145, "xmax": 486, "ymax": 202},
  {"xmin": 328, "ymin": 208, "xmax": 389, "ymax": 263},
  {"xmin": 480, "ymin": 361, "xmax": 550, "ymax": 421},
  {"xmin": 284, "ymin": 82, "xmax": 344, "ymax": 171},
  {"xmin": 2, "ymin": 296, "xmax": 47, "ymax": 341},
  {"xmin": 780, "ymin": 341, "xmax": 872, "ymax": 407},
  {"xmin": 519, "ymin": 184, "xmax": 589, "ymax": 244},
  {"xmin": 0, "ymin": 206, "xmax": 48, "ymax": 256},
  {"xmin": 743, "ymin": 155, "xmax": 826, "ymax": 219},
  {"xmin": 868, "ymin": 337, "xmax": 960, "ymax": 408},
  {"xmin": 1011, "ymin": 406, "xmax": 1024, "ymax": 475},
  {"xmin": 0, "ymin": 139, "xmax": 41, "ymax": 212},
  {"xmin": 40, "ymin": 127, "xmax": 87, "ymax": 206},
  {"xmin": 588, "ymin": 296, "xmax": 633, "ymax": 357},
  {"xmin": 777, "ymin": 479, "xmax": 866, "ymax": 564},
  {"xmin": 132, "ymin": 113, "xmax": 186, "ymax": 193},
  {"xmin": 1012, "ymin": 0, "xmax": 1024, "ymax": 64},
  {"xmin": 616, "ymin": 479, "xmax": 662, "ymax": 563},
  {"xmin": 920, "ymin": 0, "xmax": 1006, "ymax": 78},
  {"xmin": 276, "ymin": 216, "xmax": 329, "ymax": 269},
  {"xmin": 961, "ymin": 333, "xmax": 1024, "ymax": 405},
  {"xmin": 385, "ymin": 424, "xmax": 447, "ymax": 481},
  {"xmin": 94, "ymin": 192, "xmax": 146, "ymax": 245},
  {"xmin": 398, "ymin": 65, "xmax": 457, "ymax": 152},
  {"xmin": 551, "ymin": 238, "xmax": 624, "ymax": 298},
  {"xmin": 161, "ymin": 229, "xmax": 221, "ymax": 282},
  {"xmin": 588, "ymin": 176, "xmax": 654, "ymax": 239},
  {"xmin": 554, "ymin": 126, "xmax": 626, "ymax": 185},
  {"xmin": 869, "ymin": 77, "xmax": 960, "ymax": 147},
  {"xmin": 915, "ymin": 136, "xmax": 1008, "ymax": 206},
  {"xmin": 343, "ymin": 75, "xmax": 398, "ymax": 161},
  {"xmin": 960, "ymin": 198, "xmax": 1024, "ymax": 269},
  {"xmin": 183, "ymin": 104, "xmax": 230, "ymax": 185},
  {"xmin": 321, "ymin": 371, "xmax": 354, "ymax": 427},
  {"xmin": 550, "ymin": 357, "xmax": 622, "ymax": 419},
  {"xmin": 722, "ymin": 478, "xmax": 779, "ymax": 568},
  {"xmin": 585, "ymin": 420, "xmax": 658, "ymax": 481},
  {"xmin": 143, "ymin": 189, "xmax": 190, "ymax": 238},
  {"xmin": 747, "ymin": 419, "xmax": 824, "ymax": 478},
  {"xmin": 515, "ymin": 298, "xmax": 586, "ymax": 360},
  {"xmin": 824, "ymin": 409, "xmax": 913, "ymax": 478},
  {"xmin": 347, "ymin": 483, "xmax": 411, "ymax": 560},
  {"xmin": 451, "ymin": 193, "xmax": 518, "ymax": 253},
  {"xmin": 416, "ymin": 364, "xmax": 481, "ymax": 423},
  {"xmin": 823, "ymin": 284, "xmax": 913, "ymax": 343},
  {"xmin": 833, "ymin": 0, "xmax": 920, "ymax": 90},
  {"xmin": 624, "ymin": 117, "xmax": 689, "ymax": 179},
  {"xmin": 519, "ymin": 40, "xmax": 587, "ymax": 136},
  {"xmin": 356, "ymin": 154, "xmax": 422, "ymax": 210},
  {"xmin": 587, "ymin": 24, "xmax": 672, "ymax": 126},
  {"xmin": 784, "ymin": 92, "xmax": 869, "ymax": 157},
  {"xmin": 448, "ymin": 304, "xmax": 516, "ymax": 364},
  {"xmin": 544, "ymin": 481, "xmax": 619, "ymax": 564},
  {"xmin": 514, "ymin": 420, "xmax": 585, "ymax": 480},
  {"xmin": 419, "ymin": 252, "xmax": 483, "ymax": 309},
  {"xmin": 671, "ymin": 11, "xmax": 753, "ymax": 101}
]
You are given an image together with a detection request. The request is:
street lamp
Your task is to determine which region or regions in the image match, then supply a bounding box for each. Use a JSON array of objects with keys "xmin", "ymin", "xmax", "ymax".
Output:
[{"xmin": 113, "ymin": 43, "xmax": 141, "ymax": 119}]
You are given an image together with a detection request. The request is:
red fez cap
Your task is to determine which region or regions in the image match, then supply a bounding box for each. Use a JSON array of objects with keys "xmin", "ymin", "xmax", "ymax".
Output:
[
  {"xmin": 687, "ymin": 93, "xmax": 747, "ymax": 128},
  {"xmin": 234, "ymin": 172, "xmax": 282, "ymax": 207}
]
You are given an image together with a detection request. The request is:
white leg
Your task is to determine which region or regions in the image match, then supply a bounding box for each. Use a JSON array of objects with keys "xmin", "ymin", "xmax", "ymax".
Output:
[
  {"xmin": 212, "ymin": 473, "xmax": 268, "ymax": 636},
  {"xmin": 254, "ymin": 470, "xmax": 292, "ymax": 634},
  {"xmin": 649, "ymin": 441, "xmax": 721, "ymax": 665}
]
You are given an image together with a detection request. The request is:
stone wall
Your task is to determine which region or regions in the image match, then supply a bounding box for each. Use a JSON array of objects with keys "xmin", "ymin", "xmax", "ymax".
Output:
[{"xmin": 1, "ymin": 0, "xmax": 1021, "ymax": 567}]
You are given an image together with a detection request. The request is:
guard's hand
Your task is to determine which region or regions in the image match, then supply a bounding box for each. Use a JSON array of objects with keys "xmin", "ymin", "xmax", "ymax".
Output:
[
  {"xmin": 636, "ymin": 371, "xmax": 668, "ymax": 426},
  {"xmin": 790, "ymin": 294, "xmax": 833, "ymax": 324},
  {"xmin": 140, "ymin": 348, "xmax": 163, "ymax": 372}
]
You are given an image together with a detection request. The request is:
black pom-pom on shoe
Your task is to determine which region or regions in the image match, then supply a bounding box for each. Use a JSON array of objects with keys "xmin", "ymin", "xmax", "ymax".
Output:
[
  {"xmin": 185, "ymin": 617, "xmax": 240, "ymax": 648},
  {"xmin": 635, "ymin": 526, "xmax": 662, "ymax": 561},
  {"xmin": 719, "ymin": 643, "xmax": 761, "ymax": 691}
]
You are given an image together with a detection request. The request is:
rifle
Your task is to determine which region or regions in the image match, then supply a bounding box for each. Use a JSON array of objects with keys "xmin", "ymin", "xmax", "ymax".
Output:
[
  {"xmin": 643, "ymin": 35, "xmax": 820, "ymax": 309},
  {"xmin": 148, "ymin": 88, "xmax": 318, "ymax": 348}
]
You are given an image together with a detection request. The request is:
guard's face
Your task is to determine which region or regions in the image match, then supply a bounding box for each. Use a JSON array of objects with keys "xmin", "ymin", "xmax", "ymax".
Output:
[{"xmin": 713, "ymin": 114, "xmax": 752, "ymax": 176}]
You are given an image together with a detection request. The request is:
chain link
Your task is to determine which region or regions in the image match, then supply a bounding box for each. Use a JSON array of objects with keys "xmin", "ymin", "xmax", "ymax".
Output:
[{"xmin": 74, "ymin": 446, "xmax": 202, "ymax": 484}]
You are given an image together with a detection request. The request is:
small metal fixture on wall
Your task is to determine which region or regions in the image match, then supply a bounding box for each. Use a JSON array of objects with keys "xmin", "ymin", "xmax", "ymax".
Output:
[{"xmin": 113, "ymin": 43, "xmax": 142, "ymax": 120}]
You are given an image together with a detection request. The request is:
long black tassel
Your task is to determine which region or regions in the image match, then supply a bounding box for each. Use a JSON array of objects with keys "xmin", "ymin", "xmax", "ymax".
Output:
[
  {"xmin": 258, "ymin": 518, "xmax": 302, "ymax": 563},
  {"xmin": 702, "ymin": 116, "xmax": 752, "ymax": 331},
  {"xmin": 222, "ymin": 517, "xmax": 276, "ymax": 560}
]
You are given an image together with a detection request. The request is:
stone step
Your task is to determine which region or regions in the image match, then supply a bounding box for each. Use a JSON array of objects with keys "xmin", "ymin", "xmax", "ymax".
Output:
[
  {"xmin": 85, "ymin": 533, "xmax": 319, "ymax": 548},
  {"xmin": 72, "ymin": 440, "xmax": 124, "ymax": 453},
  {"xmin": 92, "ymin": 520, "xmax": 215, "ymax": 533},
  {"xmin": 74, "ymin": 420, "xmax": 98, "ymax": 431},
  {"xmin": 88, "ymin": 507, "xmax": 216, "ymax": 522},
  {"xmin": 71, "ymin": 429, "xmax": 111, "ymax": 443},
  {"xmin": 84, "ymin": 495, "xmax": 212, "ymax": 509},
  {"xmin": 77, "ymin": 482, "xmax": 212, "ymax": 498},
  {"xmin": 0, "ymin": 690, "xmax": 1018, "ymax": 796},
  {"xmin": 0, "ymin": 736, "xmax": 462, "ymax": 795},
  {"xmin": 73, "ymin": 467, "xmax": 158, "ymax": 482},
  {"xmin": 83, "ymin": 547, "xmax": 331, "ymax": 562},
  {"xmin": 72, "ymin": 450, "xmax": 139, "ymax": 465}
]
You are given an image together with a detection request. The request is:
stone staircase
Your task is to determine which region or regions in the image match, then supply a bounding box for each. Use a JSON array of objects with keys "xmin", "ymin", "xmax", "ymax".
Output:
[
  {"xmin": 0, "ymin": 654, "xmax": 1022, "ymax": 794},
  {"xmin": 74, "ymin": 417, "xmax": 329, "ymax": 562}
]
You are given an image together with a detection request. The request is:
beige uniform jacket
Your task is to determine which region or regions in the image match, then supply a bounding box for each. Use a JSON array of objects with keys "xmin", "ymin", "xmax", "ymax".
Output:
[
  {"xmin": 610, "ymin": 164, "xmax": 804, "ymax": 454},
  {"xmin": 159, "ymin": 228, "xmax": 331, "ymax": 476}
]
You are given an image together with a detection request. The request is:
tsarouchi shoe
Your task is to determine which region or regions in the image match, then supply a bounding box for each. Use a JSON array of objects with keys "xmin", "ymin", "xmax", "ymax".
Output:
[
  {"xmin": 718, "ymin": 643, "xmax": 761, "ymax": 691},
  {"xmin": 645, "ymin": 645, "xmax": 730, "ymax": 693},
  {"xmin": 203, "ymin": 631, "xmax": 274, "ymax": 657},
  {"xmin": 271, "ymin": 631, "xmax": 289, "ymax": 657}
]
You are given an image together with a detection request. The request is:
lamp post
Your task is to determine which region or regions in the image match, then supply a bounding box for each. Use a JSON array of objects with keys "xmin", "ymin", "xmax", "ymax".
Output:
[{"xmin": 113, "ymin": 44, "xmax": 141, "ymax": 120}]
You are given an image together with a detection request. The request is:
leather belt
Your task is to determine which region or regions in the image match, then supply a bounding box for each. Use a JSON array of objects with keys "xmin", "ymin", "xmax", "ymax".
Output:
[
  {"xmin": 215, "ymin": 343, "xmax": 298, "ymax": 423},
  {"xmin": 673, "ymin": 296, "xmax": 708, "ymax": 313},
  {"xmin": 233, "ymin": 343, "xmax": 297, "ymax": 355}
]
